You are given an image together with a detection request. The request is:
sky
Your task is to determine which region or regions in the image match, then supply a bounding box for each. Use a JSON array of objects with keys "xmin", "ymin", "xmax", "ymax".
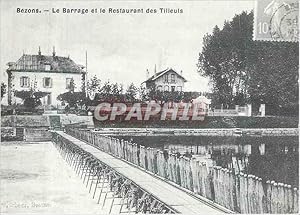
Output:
[{"xmin": 0, "ymin": 0, "xmax": 254, "ymax": 92}]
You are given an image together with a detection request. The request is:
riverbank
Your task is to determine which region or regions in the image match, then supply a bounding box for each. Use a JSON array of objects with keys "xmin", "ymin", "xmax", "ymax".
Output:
[
  {"xmin": 94, "ymin": 128, "xmax": 299, "ymax": 136},
  {"xmin": 94, "ymin": 116, "xmax": 299, "ymax": 129}
]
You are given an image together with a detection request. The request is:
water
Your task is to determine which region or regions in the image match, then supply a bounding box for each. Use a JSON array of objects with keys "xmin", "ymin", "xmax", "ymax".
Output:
[{"xmin": 116, "ymin": 135, "xmax": 299, "ymax": 187}]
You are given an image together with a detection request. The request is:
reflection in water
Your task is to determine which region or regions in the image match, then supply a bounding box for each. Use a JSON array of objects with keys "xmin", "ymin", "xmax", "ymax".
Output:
[{"xmin": 117, "ymin": 135, "xmax": 299, "ymax": 187}]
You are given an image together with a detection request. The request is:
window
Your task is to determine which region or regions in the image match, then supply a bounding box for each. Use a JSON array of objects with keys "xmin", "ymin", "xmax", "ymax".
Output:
[
  {"xmin": 164, "ymin": 74, "xmax": 168, "ymax": 83},
  {"xmin": 66, "ymin": 78, "xmax": 72, "ymax": 89},
  {"xmin": 171, "ymin": 74, "xmax": 176, "ymax": 83},
  {"xmin": 171, "ymin": 86, "xmax": 175, "ymax": 92},
  {"xmin": 177, "ymin": 86, "xmax": 182, "ymax": 92},
  {"xmin": 20, "ymin": 76, "xmax": 30, "ymax": 87},
  {"xmin": 164, "ymin": 85, "xmax": 169, "ymax": 91},
  {"xmin": 157, "ymin": 85, "xmax": 162, "ymax": 91},
  {"xmin": 43, "ymin": 77, "xmax": 52, "ymax": 88}
]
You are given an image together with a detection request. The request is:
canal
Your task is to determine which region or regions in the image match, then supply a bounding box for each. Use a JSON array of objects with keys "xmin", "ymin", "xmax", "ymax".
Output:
[{"xmin": 115, "ymin": 135, "xmax": 299, "ymax": 188}]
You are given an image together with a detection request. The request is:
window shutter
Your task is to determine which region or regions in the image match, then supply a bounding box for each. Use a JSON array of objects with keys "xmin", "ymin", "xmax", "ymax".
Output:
[
  {"xmin": 43, "ymin": 78, "xmax": 45, "ymax": 87},
  {"xmin": 20, "ymin": 77, "xmax": 23, "ymax": 87},
  {"xmin": 50, "ymin": 78, "xmax": 52, "ymax": 88}
]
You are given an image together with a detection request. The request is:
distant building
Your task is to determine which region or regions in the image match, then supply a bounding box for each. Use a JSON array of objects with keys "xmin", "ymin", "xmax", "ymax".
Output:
[
  {"xmin": 192, "ymin": 95, "xmax": 212, "ymax": 111},
  {"xmin": 143, "ymin": 68, "xmax": 187, "ymax": 92},
  {"xmin": 6, "ymin": 47, "xmax": 86, "ymax": 106}
]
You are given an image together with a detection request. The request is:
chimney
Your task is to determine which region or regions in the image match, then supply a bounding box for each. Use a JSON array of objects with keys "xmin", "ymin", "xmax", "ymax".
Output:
[
  {"xmin": 146, "ymin": 69, "xmax": 149, "ymax": 79},
  {"xmin": 52, "ymin": 46, "xmax": 56, "ymax": 57},
  {"xmin": 154, "ymin": 64, "xmax": 157, "ymax": 77},
  {"xmin": 180, "ymin": 70, "xmax": 183, "ymax": 76},
  {"xmin": 38, "ymin": 46, "xmax": 41, "ymax": 55}
]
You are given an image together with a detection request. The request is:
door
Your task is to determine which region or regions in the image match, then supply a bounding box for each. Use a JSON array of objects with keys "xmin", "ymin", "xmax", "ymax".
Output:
[{"xmin": 47, "ymin": 93, "xmax": 52, "ymax": 105}]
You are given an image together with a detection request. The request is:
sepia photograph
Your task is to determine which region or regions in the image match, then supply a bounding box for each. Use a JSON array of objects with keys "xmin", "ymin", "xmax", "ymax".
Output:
[{"xmin": 0, "ymin": 0, "xmax": 299, "ymax": 214}]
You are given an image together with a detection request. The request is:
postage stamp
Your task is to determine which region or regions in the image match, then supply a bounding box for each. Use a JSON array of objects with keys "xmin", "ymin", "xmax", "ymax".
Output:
[{"xmin": 254, "ymin": 0, "xmax": 299, "ymax": 42}]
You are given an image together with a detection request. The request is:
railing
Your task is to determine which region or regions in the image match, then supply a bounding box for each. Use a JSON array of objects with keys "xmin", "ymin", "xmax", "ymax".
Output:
[
  {"xmin": 65, "ymin": 127, "xmax": 299, "ymax": 214},
  {"xmin": 208, "ymin": 106, "xmax": 248, "ymax": 116}
]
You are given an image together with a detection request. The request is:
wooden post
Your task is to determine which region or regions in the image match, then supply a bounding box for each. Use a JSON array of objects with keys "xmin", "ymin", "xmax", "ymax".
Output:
[
  {"xmin": 229, "ymin": 170, "xmax": 235, "ymax": 211},
  {"xmin": 293, "ymin": 188, "xmax": 299, "ymax": 213},
  {"xmin": 175, "ymin": 155, "xmax": 181, "ymax": 185},
  {"xmin": 257, "ymin": 177, "xmax": 264, "ymax": 213},
  {"xmin": 167, "ymin": 152, "xmax": 174, "ymax": 182},
  {"xmin": 234, "ymin": 172, "xmax": 240, "ymax": 213},
  {"xmin": 287, "ymin": 185, "xmax": 293, "ymax": 213},
  {"xmin": 190, "ymin": 158, "xmax": 198, "ymax": 193},
  {"xmin": 140, "ymin": 145, "xmax": 145, "ymax": 169},
  {"xmin": 239, "ymin": 173, "xmax": 245, "ymax": 213},
  {"xmin": 270, "ymin": 181, "xmax": 277, "ymax": 213},
  {"xmin": 179, "ymin": 156, "xmax": 185, "ymax": 188},
  {"xmin": 213, "ymin": 167, "xmax": 219, "ymax": 204},
  {"xmin": 196, "ymin": 161, "xmax": 202, "ymax": 196},
  {"xmin": 278, "ymin": 183, "xmax": 285, "ymax": 213},
  {"xmin": 184, "ymin": 157, "xmax": 192, "ymax": 191}
]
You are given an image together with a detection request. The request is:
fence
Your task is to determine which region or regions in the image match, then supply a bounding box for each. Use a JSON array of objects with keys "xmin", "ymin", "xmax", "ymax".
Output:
[
  {"xmin": 65, "ymin": 127, "xmax": 299, "ymax": 214},
  {"xmin": 52, "ymin": 133, "xmax": 176, "ymax": 214}
]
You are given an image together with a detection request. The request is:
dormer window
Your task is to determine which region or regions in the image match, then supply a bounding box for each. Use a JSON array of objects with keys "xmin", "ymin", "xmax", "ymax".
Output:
[{"xmin": 45, "ymin": 64, "xmax": 51, "ymax": 71}]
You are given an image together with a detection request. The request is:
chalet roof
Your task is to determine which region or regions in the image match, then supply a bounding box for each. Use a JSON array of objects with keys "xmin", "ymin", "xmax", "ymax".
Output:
[
  {"xmin": 7, "ymin": 54, "xmax": 85, "ymax": 74},
  {"xmin": 192, "ymin": 96, "xmax": 211, "ymax": 104},
  {"xmin": 144, "ymin": 68, "xmax": 187, "ymax": 83}
]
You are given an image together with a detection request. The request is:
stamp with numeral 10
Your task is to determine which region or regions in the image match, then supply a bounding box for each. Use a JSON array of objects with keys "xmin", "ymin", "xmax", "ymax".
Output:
[{"xmin": 254, "ymin": 0, "xmax": 299, "ymax": 42}]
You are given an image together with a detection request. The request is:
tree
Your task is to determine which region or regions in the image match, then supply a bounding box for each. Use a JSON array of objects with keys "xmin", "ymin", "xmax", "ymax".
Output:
[
  {"xmin": 57, "ymin": 91, "xmax": 86, "ymax": 108},
  {"xmin": 125, "ymin": 83, "xmax": 138, "ymax": 102},
  {"xmin": 14, "ymin": 78, "xmax": 46, "ymax": 109},
  {"xmin": 247, "ymin": 41, "xmax": 298, "ymax": 115},
  {"xmin": 197, "ymin": 11, "xmax": 298, "ymax": 115},
  {"xmin": 198, "ymin": 12, "xmax": 254, "ymax": 108},
  {"xmin": 1, "ymin": 82, "xmax": 6, "ymax": 99},
  {"xmin": 87, "ymin": 75, "xmax": 101, "ymax": 100},
  {"xmin": 14, "ymin": 84, "xmax": 49, "ymax": 109},
  {"xmin": 138, "ymin": 85, "xmax": 148, "ymax": 101},
  {"xmin": 57, "ymin": 78, "xmax": 87, "ymax": 108}
]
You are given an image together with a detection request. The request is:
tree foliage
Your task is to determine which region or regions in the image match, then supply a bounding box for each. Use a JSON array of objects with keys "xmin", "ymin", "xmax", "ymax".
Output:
[
  {"xmin": 58, "ymin": 75, "xmax": 208, "ymax": 108},
  {"xmin": 125, "ymin": 83, "xmax": 138, "ymax": 102},
  {"xmin": 1, "ymin": 82, "xmax": 6, "ymax": 99},
  {"xmin": 197, "ymin": 11, "xmax": 299, "ymax": 115},
  {"xmin": 57, "ymin": 91, "xmax": 87, "ymax": 108},
  {"xmin": 14, "ymin": 79, "xmax": 49, "ymax": 109}
]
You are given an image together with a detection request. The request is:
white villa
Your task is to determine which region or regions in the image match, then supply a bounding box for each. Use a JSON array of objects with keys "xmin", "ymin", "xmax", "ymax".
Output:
[
  {"xmin": 143, "ymin": 68, "xmax": 187, "ymax": 92},
  {"xmin": 5, "ymin": 48, "xmax": 86, "ymax": 106}
]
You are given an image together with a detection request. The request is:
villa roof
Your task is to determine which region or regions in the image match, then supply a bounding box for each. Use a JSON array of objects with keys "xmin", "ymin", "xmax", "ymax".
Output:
[
  {"xmin": 144, "ymin": 68, "xmax": 187, "ymax": 83},
  {"xmin": 7, "ymin": 54, "xmax": 85, "ymax": 74}
]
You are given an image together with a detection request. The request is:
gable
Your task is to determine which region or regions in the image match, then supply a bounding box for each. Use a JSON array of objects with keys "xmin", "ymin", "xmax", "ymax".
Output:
[{"xmin": 145, "ymin": 68, "xmax": 187, "ymax": 83}]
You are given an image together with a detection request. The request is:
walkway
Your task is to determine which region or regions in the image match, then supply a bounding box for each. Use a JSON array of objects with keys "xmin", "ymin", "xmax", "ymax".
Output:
[{"xmin": 56, "ymin": 131, "xmax": 226, "ymax": 214}]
